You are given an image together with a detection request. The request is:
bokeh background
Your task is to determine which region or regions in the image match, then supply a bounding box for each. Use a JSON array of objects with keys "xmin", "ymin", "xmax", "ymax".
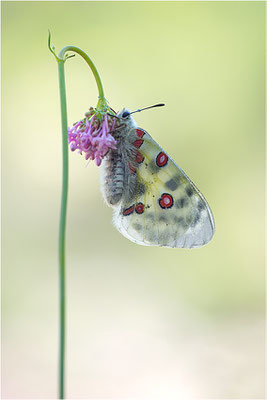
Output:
[{"xmin": 2, "ymin": 1, "xmax": 265, "ymax": 399}]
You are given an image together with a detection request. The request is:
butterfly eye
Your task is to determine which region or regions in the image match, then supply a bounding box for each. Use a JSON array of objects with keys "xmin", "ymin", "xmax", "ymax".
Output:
[{"xmin": 122, "ymin": 111, "xmax": 130, "ymax": 118}]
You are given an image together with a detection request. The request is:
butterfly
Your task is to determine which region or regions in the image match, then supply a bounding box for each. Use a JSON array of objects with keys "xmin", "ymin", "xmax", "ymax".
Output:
[{"xmin": 101, "ymin": 105, "xmax": 215, "ymax": 248}]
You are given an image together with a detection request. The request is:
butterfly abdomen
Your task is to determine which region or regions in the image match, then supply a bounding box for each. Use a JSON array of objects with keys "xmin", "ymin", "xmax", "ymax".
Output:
[{"xmin": 101, "ymin": 150, "xmax": 125, "ymax": 206}]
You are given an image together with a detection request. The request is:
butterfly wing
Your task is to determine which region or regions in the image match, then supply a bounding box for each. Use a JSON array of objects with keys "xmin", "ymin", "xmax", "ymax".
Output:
[{"xmin": 113, "ymin": 128, "xmax": 215, "ymax": 248}]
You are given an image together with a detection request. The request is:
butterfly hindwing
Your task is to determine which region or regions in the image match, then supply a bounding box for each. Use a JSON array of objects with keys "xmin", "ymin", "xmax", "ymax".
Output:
[{"xmin": 113, "ymin": 127, "xmax": 214, "ymax": 248}]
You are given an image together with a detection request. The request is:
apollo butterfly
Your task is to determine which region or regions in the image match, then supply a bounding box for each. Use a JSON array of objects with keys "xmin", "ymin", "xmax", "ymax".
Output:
[{"xmin": 101, "ymin": 106, "xmax": 214, "ymax": 248}]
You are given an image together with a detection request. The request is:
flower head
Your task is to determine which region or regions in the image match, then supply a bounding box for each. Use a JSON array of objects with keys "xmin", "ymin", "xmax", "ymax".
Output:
[{"xmin": 68, "ymin": 107, "xmax": 118, "ymax": 166}]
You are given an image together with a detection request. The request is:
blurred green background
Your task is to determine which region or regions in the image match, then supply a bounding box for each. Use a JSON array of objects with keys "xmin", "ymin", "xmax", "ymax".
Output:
[{"xmin": 2, "ymin": 1, "xmax": 265, "ymax": 398}]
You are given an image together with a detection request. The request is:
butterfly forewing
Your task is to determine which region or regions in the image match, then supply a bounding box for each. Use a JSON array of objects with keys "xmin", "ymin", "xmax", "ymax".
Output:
[{"xmin": 112, "ymin": 127, "xmax": 214, "ymax": 248}]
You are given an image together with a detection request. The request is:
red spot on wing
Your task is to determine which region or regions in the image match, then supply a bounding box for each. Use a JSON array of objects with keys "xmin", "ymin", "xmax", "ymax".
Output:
[
  {"xmin": 128, "ymin": 162, "xmax": 136, "ymax": 174},
  {"xmin": 159, "ymin": 193, "xmax": 173, "ymax": 209},
  {"xmin": 136, "ymin": 129, "xmax": 145, "ymax": 138},
  {"xmin": 135, "ymin": 203, "xmax": 145, "ymax": 214},
  {"xmin": 135, "ymin": 150, "xmax": 144, "ymax": 164},
  {"xmin": 123, "ymin": 205, "xmax": 135, "ymax": 216},
  {"xmin": 156, "ymin": 152, "xmax": 168, "ymax": 167},
  {"xmin": 133, "ymin": 139, "xmax": 144, "ymax": 148}
]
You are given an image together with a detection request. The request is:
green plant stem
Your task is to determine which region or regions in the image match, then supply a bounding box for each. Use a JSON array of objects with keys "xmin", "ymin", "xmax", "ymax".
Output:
[
  {"xmin": 57, "ymin": 59, "xmax": 68, "ymax": 400},
  {"xmin": 58, "ymin": 46, "xmax": 106, "ymax": 108},
  {"xmin": 50, "ymin": 35, "xmax": 108, "ymax": 399}
]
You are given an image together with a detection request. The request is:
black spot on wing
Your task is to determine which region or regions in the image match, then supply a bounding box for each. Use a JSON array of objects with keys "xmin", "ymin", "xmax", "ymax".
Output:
[
  {"xmin": 133, "ymin": 223, "xmax": 143, "ymax": 232},
  {"xmin": 175, "ymin": 198, "xmax": 189, "ymax": 209},
  {"xmin": 185, "ymin": 186, "xmax": 194, "ymax": 197},
  {"xmin": 165, "ymin": 178, "xmax": 179, "ymax": 191},
  {"xmin": 192, "ymin": 212, "xmax": 200, "ymax": 226},
  {"xmin": 198, "ymin": 201, "xmax": 205, "ymax": 211},
  {"xmin": 159, "ymin": 215, "xmax": 168, "ymax": 223}
]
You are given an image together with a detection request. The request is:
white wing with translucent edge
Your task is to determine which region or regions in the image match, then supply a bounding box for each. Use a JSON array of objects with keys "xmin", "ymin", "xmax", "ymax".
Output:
[{"xmin": 113, "ymin": 127, "xmax": 214, "ymax": 248}]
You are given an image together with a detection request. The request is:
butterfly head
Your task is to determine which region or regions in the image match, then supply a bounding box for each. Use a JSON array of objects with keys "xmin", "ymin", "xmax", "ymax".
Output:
[
  {"xmin": 117, "ymin": 108, "xmax": 137, "ymax": 129},
  {"xmin": 114, "ymin": 104, "xmax": 165, "ymax": 130}
]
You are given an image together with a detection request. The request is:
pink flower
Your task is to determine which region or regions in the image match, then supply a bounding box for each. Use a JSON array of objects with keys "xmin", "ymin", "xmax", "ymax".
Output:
[{"xmin": 68, "ymin": 108, "xmax": 117, "ymax": 165}]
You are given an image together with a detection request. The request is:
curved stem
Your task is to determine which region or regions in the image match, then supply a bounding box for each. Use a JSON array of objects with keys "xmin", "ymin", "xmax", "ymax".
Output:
[
  {"xmin": 58, "ymin": 46, "xmax": 105, "ymax": 106},
  {"xmin": 57, "ymin": 60, "xmax": 68, "ymax": 399},
  {"xmin": 49, "ymin": 32, "xmax": 109, "ymax": 399}
]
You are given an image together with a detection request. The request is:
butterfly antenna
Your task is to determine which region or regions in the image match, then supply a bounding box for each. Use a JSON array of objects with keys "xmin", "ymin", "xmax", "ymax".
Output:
[
  {"xmin": 130, "ymin": 103, "xmax": 165, "ymax": 115},
  {"xmin": 107, "ymin": 113, "xmax": 120, "ymax": 119}
]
